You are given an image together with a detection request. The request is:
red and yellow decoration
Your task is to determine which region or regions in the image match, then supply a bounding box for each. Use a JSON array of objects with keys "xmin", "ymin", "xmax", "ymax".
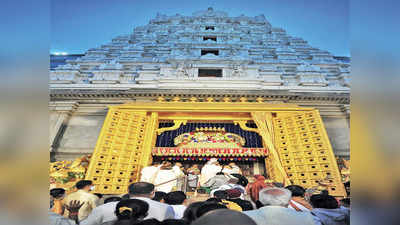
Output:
[
  {"xmin": 174, "ymin": 127, "xmax": 246, "ymax": 148},
  {"xmin": 152, "ymin": 147, "xmax": 268, "ymax": 157}
]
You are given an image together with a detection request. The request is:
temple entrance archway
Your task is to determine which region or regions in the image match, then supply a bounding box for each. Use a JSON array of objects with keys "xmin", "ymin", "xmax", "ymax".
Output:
[{"xmin": 85, "ymin": 98, "xmax": 346, "ymax": 197}]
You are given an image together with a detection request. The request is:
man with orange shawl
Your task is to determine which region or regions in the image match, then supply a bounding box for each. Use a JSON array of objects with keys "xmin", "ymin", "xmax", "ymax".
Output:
[{"xmin": 246, "ymin": 175, "xmax": 273, "ymax": 204}]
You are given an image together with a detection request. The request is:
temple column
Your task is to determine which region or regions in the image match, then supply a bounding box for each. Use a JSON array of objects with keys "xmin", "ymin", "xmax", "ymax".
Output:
[{"xmin": 49, "ymin": 101, "xmax": 79, "ymax": 152}]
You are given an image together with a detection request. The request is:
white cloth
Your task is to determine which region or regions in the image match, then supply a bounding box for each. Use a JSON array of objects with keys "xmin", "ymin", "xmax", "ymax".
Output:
[
  {"xmin": 231, "ymin": 165, "xmax": 242, "ymax": 174},
  {"xmin": 154, "ymin": 169, "xmax": 177, "ymax": 193},
  {"xmin": 222, "ymin": 167, "xmax": 233, "ymax": 174},
  {"xmin": 80, "ymin": 197, "xmax": 175, "ymax": 225},
  {"xmin": 199, "ymin": 163, "xmax": 222, "ymax": 186},
  {"xmin": 170, "ymin": 205, "xmax": 187, "ymax": 219},
  {"xmin": 288, "ymin": 199, "xmax": 311, "ymax": 212},
  {"xmin": 80, "ymin": 202, "xmax": 117, "ymax": 225},
  {"xmin": 244, "ymin": 206, "xmax": 316, "ymax": 225},
  {"xmin": 172, "ymin": 166, "xmax": 185, "ymax": 177},
  {"xmin": 140, "ymin": 166, "xmax": 159, "ymax": 182},
  {"xmin": 64, "ymin": 190, "xmax": 99, "ymax": 221}
]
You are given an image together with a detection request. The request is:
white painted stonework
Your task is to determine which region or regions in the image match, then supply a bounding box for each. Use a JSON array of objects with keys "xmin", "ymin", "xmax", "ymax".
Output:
[{"xmin": 49, "ymin": 7, "xmax": 350, "ymax": 93}]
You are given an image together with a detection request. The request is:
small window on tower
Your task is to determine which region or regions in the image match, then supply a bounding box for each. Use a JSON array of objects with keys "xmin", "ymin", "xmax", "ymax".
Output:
[
  {"xmin": 201, "ymin": 49, "xmax": 219, "ymax": 56},
  {"xmin": 203, "ymin": 36, "xmax": 217, "ymax": 42},
  {"xmin": 205, "ymin": 26, "xmax": 215, "ymax": 30},
  {"xmin": 198, "ymin": 69, "xmax": 222, "ymax": 77}
]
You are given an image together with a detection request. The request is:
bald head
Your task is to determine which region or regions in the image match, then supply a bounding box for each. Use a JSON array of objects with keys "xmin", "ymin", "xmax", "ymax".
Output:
[{"xmin": 191, "ymin": 209, "xmax": 256, "ymax": 225}]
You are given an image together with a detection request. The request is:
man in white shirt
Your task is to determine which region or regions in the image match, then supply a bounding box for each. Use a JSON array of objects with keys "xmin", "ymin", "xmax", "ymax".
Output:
[
  {"xmin": 64, "ymin": 180, "xmax": 99, "ymax": 221},
  {"xmin": 163, "ymin": 191, "xmax": 187, "ymax": 219},
  {"xmin": 80, "ymin": 182, "xmax": 174, "ymax": 225},
  {"xmin": 199, "ymin": 158, "xmax": 222, "ymax": 186},
  {"xmin": 140, "ymin": 162, "xmax": 160, "ymax": 183},
  {"xmin": 243, "ymin": 187, "xmax": 316, "ymax": 225}
]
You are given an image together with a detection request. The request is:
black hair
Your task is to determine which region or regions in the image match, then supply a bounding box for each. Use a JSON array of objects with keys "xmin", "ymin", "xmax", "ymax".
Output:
[
  {"xmin": 213, "ymin": 190, "xmax": 228, "ymax": 200},
  {"xmin": 104, "ymin": 197, "xmax": 122, "ymax": 204},
  {"xmin": 134, "ymin": 219, "xmax": 161, "ymax": 225},
  {"xmin": 152, "ymin": 191, "xmax": 167, "ymax": 202},
  {"xmin": 310, "ymin": 193, "xmax": 339, "ymax": 209},
  {"xmin": 121, "ymin": 194, "xmax": 130, "ymax": 200},
  {"xmin": 206, "ymin": 198, "xmax": 222, "ymax": 203},
  {"xmin": 196, "ymin": 202, "xmax": 227, "ymax": 218},
  {"xmin": 285, "ymin": 185, "xmax": 306, "ymax": 197},
  {"xmin": 216, "ymin": 172, "xmax": 224, "ymax": 175},
  {"xmin": 128, "ymin": 182, "xmax": 155, "ymax": 195},
  {"xmin": 115, "ymin": 199, "xmax": 149, "ymax": 222},
  {"xmin": 76, "ymin": 180, "xmax": 93, "ymax": 189},
  {"xmin": 182, "ymin": 201, "xmax": 205, "ymax": 224},
  {"xmin": 94, "ymin": 193, "xmax": 103, "ymax": 199},
  {"xmin": 255, "ymin": 200, "xmax": 264, "ymax": 209},
  {"xmin": 231, "ymin": 174, "xmax": 248, "ymax": 187},
  {"xmin": 50, "ymin": 188, "xmax": 65, "ymax": 199},
  {"xmin": 160, "ymin": 219, "xmax": 189, "ymax": 225},
  {"xmin": 164, "ymin": 191, "xmax": 186, "ymax": 205}
]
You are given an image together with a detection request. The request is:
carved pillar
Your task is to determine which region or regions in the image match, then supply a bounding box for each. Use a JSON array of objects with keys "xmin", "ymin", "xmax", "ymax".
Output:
[
  {"xmin": 141, "ymin": 112, "xmax": 159, "ymax": 167},
  {"xmin": 49, "ymin": 101, "xmax": 79, "ymax": 152}
]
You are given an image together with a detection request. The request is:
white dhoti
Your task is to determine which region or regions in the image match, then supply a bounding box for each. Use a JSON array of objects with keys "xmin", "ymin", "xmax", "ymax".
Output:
[{"xmin": 154, "ymin": 169, "xmax": 177, "ymax": 193}]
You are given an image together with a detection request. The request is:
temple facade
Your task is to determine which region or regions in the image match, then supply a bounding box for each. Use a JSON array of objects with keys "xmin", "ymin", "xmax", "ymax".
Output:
[{"xmin": 50, "ymin": 7, "xmax": 350, "ymax": 164}]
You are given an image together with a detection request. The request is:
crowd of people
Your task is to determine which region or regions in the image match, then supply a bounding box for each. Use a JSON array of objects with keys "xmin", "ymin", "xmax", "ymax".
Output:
[{"xmin": 50, "ymin": 158, "xmax": 350, "ymax": 225}]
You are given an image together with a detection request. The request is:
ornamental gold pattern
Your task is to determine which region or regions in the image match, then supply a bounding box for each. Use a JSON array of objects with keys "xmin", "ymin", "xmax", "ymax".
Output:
[{"xmin": 272, "ymin": 111, "xmax": 346, "ymax": 197}]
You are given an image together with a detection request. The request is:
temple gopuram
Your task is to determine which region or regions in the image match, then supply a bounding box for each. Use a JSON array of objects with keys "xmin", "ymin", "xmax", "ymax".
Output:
[{"xmin": 49, "ymin": 8, "xmax": 350, "ymax": 197}]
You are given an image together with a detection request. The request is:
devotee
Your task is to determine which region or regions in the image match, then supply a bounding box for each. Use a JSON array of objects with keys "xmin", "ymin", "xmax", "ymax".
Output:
[
  {"xmin": 154, "ymin": 161, "xmax": 178, "ymax": 193},
  {"xmin": 199, "ymin": 158, "xmax": 222, "ymax": 187},
  {"xmin": 114, "ymin": 199, "xmax": 149, "ymax": 225},
  {"xmin": 152, "ymin": 191, "xmax": 167, "ymax": 202},
  {"xmin": 172, "ymin": 162, "xmax": 186, "ymax": 191},
  {"xmin": 246, "ymin": 175, "xmax": 268, "ymax": 203},
  {"xmin": 195, "ymin": 202, "xmax": 228, "ymax": 217},
  {"xmin": 80, "ymin": 182, "xmax": 174, "ymax": 225},
  {"xmin": 285, "ymin": 185, "xmax": 313, "ymax": 212},
  {"xmin": 182, "ymin": 201, "xmax": 205, "ymax": 224},
  {"xmin": 140, "ymin": 161, "xmax": 161, "ymax": 183},
  {"xmin": 201, "ymin": 171, "xmax": 230, "ymax": 190},
  {"xmin": 163, "ymin": 191, "xmax": 188, "ymax": 219},
  {"xmin": 50, "ymin": 188, "xmax": 66, "ymax": 215},
  {"xmin": 310, "ymin": 192, "xmax": 350, "ymax": 225},
  {"xmin": 49, "ymin": 200, "xmax": 85, "ymax": 225},
  {"xmin": 226, "ymin": 188, "xmax": 254, "ymax": 211},
  {"xmin": 64, "ymin": 180, "xmax": 99, "ymax": 221},
  {"xmin": 210, "ymin": 190, "xmax": 242, "ymax": 211},
  {"xmin": 186, "ymin": 164, "xmax": 200, "ymax": 192},
  {"xmin": 191, "ymin": 209, "xmax": 256, "ymax": 225},
  {"xmin": 243, "ymin": 187, "xmax": 316, "ymax": 225}
]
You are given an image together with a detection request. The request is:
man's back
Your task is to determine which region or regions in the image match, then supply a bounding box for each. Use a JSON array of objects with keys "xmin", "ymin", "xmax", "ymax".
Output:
[
  {"xmin": 64, "ymin": 190, "xmax": 99, "ymax": 221},
  {"xmin": 79, "ymin": 201, "xmax": 118, "ymax": 225},
  {"xmin": 244, "ymin": 206, "xmax": 316, "ymax": 225},
  {"xmin": 132, "ymin": 197, "xmax": 175, "ymax": 221}
]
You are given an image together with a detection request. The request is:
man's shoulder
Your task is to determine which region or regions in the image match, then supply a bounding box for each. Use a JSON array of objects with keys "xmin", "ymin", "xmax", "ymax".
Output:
[
  {"xmin": 94, "ymin": 201, "xmax": 118, "ymax": 211},
  {"xmin": 134, "ymin": 197, "xmax": 171, "ymax": 209}
]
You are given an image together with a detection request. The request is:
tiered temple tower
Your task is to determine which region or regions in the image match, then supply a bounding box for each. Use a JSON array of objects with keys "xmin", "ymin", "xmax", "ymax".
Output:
[{"xmin": 50, "ymin": 7, "xmax": 350, "ymax": 161}]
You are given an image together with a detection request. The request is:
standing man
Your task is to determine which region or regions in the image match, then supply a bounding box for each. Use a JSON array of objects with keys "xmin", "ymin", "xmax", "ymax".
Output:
[
  {"xmin": 64, "ymin": 180, "xmax": 99, "ymax": 221},
  {"xmin": 199, "ymin": 158, "xmax": 222, "ymax": 187},
  {"xmin": 140, "ymin": 161, "xmax": 161, "ymax": 183},
  {"xmin": 172, "ymin": 162, "xmax": 185, "ymax": 191}
]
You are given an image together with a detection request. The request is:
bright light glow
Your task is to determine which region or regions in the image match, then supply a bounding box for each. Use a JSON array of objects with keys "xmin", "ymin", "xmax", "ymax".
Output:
[{"xmin": 52, "ymin": 52, "xmax": 68, "ymax": 55}]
